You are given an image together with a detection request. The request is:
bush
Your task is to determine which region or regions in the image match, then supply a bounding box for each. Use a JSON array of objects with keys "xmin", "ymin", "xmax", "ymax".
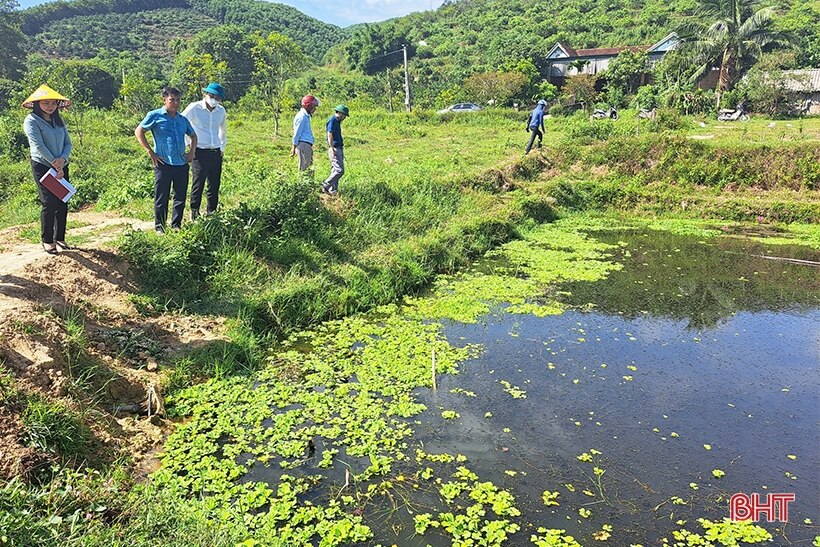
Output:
[
  {"xmin": 519, "ymin": 195, "xmax": 557, "ymax": 223},
  {"xmin": 649, "ymin": 108, "xmax": 690, "ymax": 131},
  {"xmin": 549, "ymin": 104, "xmax": 568, "ymax": 117},
  {"xmin": 564, "ymin": 113, "xmax": 617, "ymax": 140},
  {"xmin": 0, "ymin": 112, "xmax": 28, "ymax": 160},
  {"xmin": 0, "ymin": 78, "xmax": 21, "ymax": 110},
  {"xmin": 634, "ymin": 85, "xmax": 659, "ymax": 109}
]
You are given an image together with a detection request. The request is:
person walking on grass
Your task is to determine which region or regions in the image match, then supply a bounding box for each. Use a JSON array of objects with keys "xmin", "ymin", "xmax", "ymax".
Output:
[
  {"xmin": 22, "ymin": 84, "xmax": 73, "ymax": 254},
  {"xmin": 182, "ymin": 82, "xmax": 227, "ymax": 220},
  {"xmin": 135, "ymin": 87, "xmax": 197, "ymax": 233},
  {"xmin": 290, "ymin": 94, "xmax": 320, "ymax": 173},
  {"xmin": 321, "ymin": 105, "xmax": 349, "ymax": 196},
  {"xmin": 525, "ymin": 99, "xmax": 548, "ymax": 154}
]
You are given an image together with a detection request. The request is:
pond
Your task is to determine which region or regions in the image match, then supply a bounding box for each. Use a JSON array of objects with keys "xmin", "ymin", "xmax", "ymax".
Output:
[
  {"xmin": 403, "ymin": 229, "xmax": 819, "ymax": 546},
  {"xmin": 157, "ymin": 219, "xmax": 819, "ymax": 546}
]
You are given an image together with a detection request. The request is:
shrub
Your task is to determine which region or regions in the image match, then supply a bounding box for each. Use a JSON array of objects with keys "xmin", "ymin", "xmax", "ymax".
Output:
[
  {"xmin": 519, "ymin": 196, "xmax": 557, "ymax": 223},
  {"xmin": 649, "ymin": 108, "xmax": 690, "ymax": 131},
  {"xmin": 549, "ymin": 104, "xmax": 568, "ymax": 117},
  {"xmin": 0, "ymin": 112, "xmax": 28, "ymax": 160},
  {"xmin": 634, "ymin": 85, "xmax": 659, "ymax": 110}
]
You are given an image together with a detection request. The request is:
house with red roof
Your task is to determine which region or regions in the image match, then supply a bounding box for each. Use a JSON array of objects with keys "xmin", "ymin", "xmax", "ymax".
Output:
[{"xmin": 545, "ymin": 32, "xmax": 679, "ymax": 86}]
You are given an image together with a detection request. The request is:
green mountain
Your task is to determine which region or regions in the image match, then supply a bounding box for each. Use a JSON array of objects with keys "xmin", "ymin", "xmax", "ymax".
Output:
[
  {"xmin": 21, "ymin": 0, "xmax": 347, "ymax": 61},
  {"xmin": 337, "ymin": 0, "xmax": 818, "ymax": 85}
]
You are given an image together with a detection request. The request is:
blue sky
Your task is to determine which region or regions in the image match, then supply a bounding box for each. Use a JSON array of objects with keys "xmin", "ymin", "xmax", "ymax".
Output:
[{"xmin": 14, "ymin": 0, "xmax": 446, "ymax": 27}]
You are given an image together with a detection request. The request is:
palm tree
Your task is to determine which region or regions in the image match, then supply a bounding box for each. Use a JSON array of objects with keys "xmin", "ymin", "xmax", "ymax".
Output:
[{"xmin": 678, "ymin": 0, "xmax": 787, "ymax": 93}]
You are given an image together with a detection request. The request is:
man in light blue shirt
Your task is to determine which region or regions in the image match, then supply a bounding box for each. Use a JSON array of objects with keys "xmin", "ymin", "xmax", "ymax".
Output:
[
  {"xmin": 290, "ymin": 94, "xmax": 320, "ymax": 173},
  {"xmin": 135, "ymin": 86, "xmax": 197, "ymax": 233}
]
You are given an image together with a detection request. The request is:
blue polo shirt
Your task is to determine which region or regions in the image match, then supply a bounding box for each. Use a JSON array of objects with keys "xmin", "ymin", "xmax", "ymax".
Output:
[
  {"xmin": 139, "ymin": 107, "xmax": 196, "ymax": 166},
  {"xmin": 326, "ymin": 115, "xmax": 343, "ymax": 148}
]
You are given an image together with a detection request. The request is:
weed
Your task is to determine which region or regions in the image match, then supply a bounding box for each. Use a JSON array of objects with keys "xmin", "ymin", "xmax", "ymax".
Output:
[{"xmin": 21, "ymin": 397, "xmax": 91, "ymax": 459}]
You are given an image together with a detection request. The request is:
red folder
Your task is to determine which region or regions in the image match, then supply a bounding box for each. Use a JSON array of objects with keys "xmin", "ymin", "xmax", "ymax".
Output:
[{"xmin": 39, "ymin": 168, "xmax": 77, "ymax": 203}]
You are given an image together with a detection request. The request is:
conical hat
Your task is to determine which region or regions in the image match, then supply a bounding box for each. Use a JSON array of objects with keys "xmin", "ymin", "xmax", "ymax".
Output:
[{"xmin": 21, "ymin": 84, "xmax": 72, "ymax": 109}]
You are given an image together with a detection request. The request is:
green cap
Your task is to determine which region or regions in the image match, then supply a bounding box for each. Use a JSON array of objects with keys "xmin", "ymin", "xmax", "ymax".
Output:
[{"xmin": 334, "ymin": 104, "xmax": 350, "ymax": 117}]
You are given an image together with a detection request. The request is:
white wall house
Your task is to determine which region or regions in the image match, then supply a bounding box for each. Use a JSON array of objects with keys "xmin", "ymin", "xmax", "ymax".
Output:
[
  {"xmin": 778, "ymin": 69, "xmax": 820, "ymax": 114},
  {"xmin": 546, "ymin": 33, "xmax": 679, "ymax": 83}
]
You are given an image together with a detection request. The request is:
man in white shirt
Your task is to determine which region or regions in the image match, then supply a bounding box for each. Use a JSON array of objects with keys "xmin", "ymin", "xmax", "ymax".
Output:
[{"xmin": 182, "ymin": 82, "xmax": 227, "ymax": 219}]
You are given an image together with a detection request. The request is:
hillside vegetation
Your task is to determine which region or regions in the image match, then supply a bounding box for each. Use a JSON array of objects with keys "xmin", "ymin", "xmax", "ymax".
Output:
[
  {"xmin": 335, "ymin": 0, "xmax": 818, "ymax": 87},
  {"xmin": 21, "ymin": 0, "xmax": 346, "ymax": 61}
]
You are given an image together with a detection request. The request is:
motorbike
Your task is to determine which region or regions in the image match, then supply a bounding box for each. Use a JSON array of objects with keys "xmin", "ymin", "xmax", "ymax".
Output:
[
  {"xmin": 592, "ymin": 105, "xmax": 618, "ymax": 120},
  {"xmin": 717, "ymin": 103, "xmax": 749, "ymax": 122},
  {"xmin": 637, "ymin": 108, "xmax": 656, "ymax": 120}
]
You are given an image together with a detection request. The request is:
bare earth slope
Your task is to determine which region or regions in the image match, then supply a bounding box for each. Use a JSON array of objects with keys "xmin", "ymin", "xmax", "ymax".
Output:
[{"xmin": 0, "ymin": 212, "xmax": 225, "ymax": 480}]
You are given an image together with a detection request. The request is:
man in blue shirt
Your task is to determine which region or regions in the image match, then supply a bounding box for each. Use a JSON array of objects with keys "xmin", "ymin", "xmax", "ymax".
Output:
[
  {"xmin": 321, "ymin": 104, "xmax": 349, "ymax": 196},
  {"xmin": 135, "ymin": 87, "xmax": 197, "ymax": 233},
  {"xmin": 290, "ymin": 94, "xmax": 320, "ymax": 173},
  {"xmin": 525, "ymin": 99, "xmax": 547, "ymax": 154}
]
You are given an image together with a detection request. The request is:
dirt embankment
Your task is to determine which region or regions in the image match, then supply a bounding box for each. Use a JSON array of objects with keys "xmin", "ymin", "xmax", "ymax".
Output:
[{"xmin": 0, "ymin": 212, "xmax": 226, "ymax": 480}]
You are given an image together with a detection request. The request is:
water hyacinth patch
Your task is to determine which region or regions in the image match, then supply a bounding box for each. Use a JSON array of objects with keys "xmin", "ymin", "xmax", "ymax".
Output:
[
  {"xmin": 404, "ymin": 223, "xmax": 622, "ymax": 323},
  {"xmin": 145, "ymin": 218, "xmax": 815, "ymax": 545},
  {"xmin": 148, "ymin": 222, "xmax": 626, "ymax": 545}
]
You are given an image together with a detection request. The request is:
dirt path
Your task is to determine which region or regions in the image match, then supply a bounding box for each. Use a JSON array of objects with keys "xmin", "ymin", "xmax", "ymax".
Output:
[
  {"xmin": 0, "ymin": 211, "xmax": 224, "ymax": 480},
  {"xmin": 0, "ymin": 212, "xmax": 152, "ymax": 279}
]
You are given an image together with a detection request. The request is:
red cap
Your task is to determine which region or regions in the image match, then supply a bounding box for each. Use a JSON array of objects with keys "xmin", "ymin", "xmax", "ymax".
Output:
[{"xmin": 301, "ymin": 95, "xmax": 320, "ymax": 108}]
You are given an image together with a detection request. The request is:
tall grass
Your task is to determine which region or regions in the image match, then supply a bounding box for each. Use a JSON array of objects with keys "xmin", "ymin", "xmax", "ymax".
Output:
[{"xmin": 21, "ymin": 397, "xmax": 91, "ymax": 459}]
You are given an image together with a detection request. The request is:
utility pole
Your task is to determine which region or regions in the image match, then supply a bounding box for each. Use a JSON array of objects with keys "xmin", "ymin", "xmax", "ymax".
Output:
[
  {"xmin": 403, "ymin": 44, "xmax": 412, "ymax": 112},
  {"xmin": 386, "ymin": 67, "xmax": 394, "ymax": 113}
]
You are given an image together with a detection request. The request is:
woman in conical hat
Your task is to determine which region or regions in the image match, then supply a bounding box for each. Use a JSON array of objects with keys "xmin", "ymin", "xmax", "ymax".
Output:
[{"xmin": 21, "ymin": 85, "xmax": 73, "ymax": 254}]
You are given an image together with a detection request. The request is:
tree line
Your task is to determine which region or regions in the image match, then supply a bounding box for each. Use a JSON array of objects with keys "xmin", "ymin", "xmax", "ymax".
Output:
[
  {"xmin": 0, "ymin": 0, "xmax": 817, "ymax": 118},
  {"xmin": 19, "ymin": 0, "xmax": 347, "ymax": 62}
]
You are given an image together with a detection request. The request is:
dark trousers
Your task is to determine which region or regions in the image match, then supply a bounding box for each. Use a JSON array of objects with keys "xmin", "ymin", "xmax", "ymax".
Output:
[
  {"xmin": 190, "ymin": 148, "xmax": 223, "ymax": 219},
  {"xmin": 32, "ymin": 160, "xmax": 69, "ymax": 244},
  {"xmin": 525, "ymin": 127, "xmax": 543, "ymax": 154},
  {"xmin": 154, "ymin": 163, "xmax": 189, "ymax": 231}
]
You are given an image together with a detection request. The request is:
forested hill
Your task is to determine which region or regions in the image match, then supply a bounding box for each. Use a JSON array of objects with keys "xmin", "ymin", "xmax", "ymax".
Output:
[
  {"xmin": 20, "ymin": 0, "xmax": 347, "ymax": 61},
  {"xmin": 338, "ymin": 0, "xmax": 818, "ymax": 75}
]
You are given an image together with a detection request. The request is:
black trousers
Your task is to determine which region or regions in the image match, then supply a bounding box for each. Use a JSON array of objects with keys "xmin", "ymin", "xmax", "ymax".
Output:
[
  {"xmin": 190, "ymin": 148, "xmax": 223, "ymax": 219},
  {"xmin": 525, "ymin": 127, "xmax": 543, "ymax": 154},
  {"xmin": 154, "ymin": 163, "xmax": 189, "ymax": 231},
  {"xmin": 32, "ymin": 160, "xmax": 69, "ymax": 244}
]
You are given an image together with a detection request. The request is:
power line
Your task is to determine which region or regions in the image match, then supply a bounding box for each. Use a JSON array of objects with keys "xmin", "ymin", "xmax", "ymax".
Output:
[{"xmin": 363, "ymin": 48, "xmax": 404, "ymax": 73}]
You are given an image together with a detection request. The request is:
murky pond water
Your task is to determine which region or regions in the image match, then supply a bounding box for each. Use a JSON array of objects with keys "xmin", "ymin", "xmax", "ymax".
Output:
[
  {"xmin": 374, "ymin": 230, "xmax": 819, "ymax": 545},
  {"xmin": 161, "ymin": 222, "xmax": 818, "ymax": 546}
]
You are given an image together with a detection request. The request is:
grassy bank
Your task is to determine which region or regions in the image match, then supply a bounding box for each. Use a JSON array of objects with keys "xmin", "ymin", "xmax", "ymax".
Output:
[{"xmin": 0, "ymin": 107, "xmax": 817, "ymax": 546}]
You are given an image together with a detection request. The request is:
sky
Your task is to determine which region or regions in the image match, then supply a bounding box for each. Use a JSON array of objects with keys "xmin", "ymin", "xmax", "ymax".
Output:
[{"xmin": 14, "ymin": 0, "xmax": 447, "ymax": 27}]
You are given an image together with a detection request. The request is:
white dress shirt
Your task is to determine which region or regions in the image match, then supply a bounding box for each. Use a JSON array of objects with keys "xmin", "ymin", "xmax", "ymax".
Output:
[{"xmin": 182, "ymin": 99, "xmax": 227, "ymax": 151}]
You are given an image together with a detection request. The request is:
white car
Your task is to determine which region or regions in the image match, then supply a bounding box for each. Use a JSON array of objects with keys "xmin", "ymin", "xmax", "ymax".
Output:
[{"xmin": 436, "ymin": 103, "xmax": 483, "ymax": 114}]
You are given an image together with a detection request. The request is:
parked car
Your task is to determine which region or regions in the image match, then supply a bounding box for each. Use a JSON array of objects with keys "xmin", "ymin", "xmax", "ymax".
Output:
[{"xmin": 436, "ymin": 103, "xmax": 482, "ymax": 114}]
